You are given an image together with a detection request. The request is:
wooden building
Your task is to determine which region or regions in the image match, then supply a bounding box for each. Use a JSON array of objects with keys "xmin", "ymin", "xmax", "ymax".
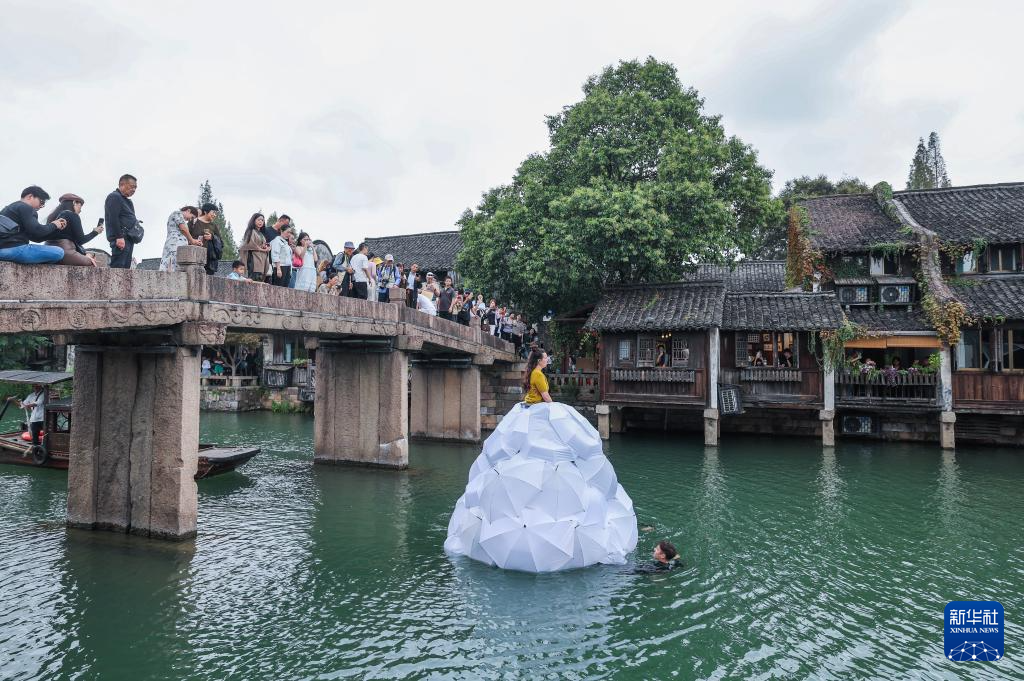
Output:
[
  {"xmin": 585, "ymin": 267, "xmax": 845, "ymax": 445},
  {"xmin": 801, "ymin": 181, "xmax": 1024, "ymax": 446}
]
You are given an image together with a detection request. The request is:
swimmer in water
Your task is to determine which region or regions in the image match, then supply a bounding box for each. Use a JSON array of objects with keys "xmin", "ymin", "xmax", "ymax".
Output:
[{"xmin": 652, "ymin": 540, "xmax": 681, "ymax": 569}]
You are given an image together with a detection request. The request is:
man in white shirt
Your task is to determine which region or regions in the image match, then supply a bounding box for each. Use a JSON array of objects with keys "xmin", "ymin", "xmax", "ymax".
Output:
[
  {"xmin": 6, "ymin": 383, "xmax": 47, "ymax": 448},
  {"xmin": 417, "ymin": 290, "xmax": 437, "ymax": 315},
  {"xmin": 350, "ymin": 242, "xmax": 372, "ymax": 300}
]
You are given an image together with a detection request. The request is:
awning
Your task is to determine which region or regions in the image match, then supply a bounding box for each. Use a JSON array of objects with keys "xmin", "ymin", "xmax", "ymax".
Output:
[
  {"xmin": 845, "ymin": 335, "xmax": 941, "ymax": 349},
  {"xmin": 0, "ymin": 370, "xmax": 73, "ymax": 385}
]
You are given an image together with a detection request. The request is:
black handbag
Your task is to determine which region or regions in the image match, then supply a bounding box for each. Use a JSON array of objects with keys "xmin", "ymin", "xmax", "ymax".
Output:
[{"xmin": 124, "ymin": 220, "xmax": 145, "ymax": 244}]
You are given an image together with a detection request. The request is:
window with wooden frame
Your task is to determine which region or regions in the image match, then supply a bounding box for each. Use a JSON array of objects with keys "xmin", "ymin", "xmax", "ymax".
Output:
[
  {"xmin": 735, "ymin": 331, "xmax": 799, "ymax": 367},
  {"xmin": 637, "ymin": 336, "xmax": 656, "ymax": 367},
  {"xmin": 999, "ymin": 328, "xmax": 1024, "ymax": 371},
  {"xmin": 955, "ymin": 326, "xmax": 993, "ymax": 370},
  {"xmin": 988, "ymin": 246, "xmax": 1018, "ymax": 273},
  {"xmin": 617, "ymin": 339, "xmax": 632, "ymax": 363},
  {"xmin": 671, "ymin": 336, "xmax": 690, "ymax": 367}
]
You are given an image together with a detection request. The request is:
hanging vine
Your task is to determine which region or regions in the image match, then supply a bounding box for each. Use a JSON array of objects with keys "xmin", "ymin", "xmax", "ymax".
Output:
[
  {"xmin": 815, "ymin": 319, "xmax": 871, "ymax": 373},
  {"xmin": 785, "ymin": 206, "xmax": 824, "ymax": 290}
]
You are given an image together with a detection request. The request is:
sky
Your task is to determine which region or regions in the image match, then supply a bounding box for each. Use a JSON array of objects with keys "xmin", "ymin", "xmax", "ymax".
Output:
[{"xmin": 3, "ymin": 0, "xmax": 1022, "ymax": 260}]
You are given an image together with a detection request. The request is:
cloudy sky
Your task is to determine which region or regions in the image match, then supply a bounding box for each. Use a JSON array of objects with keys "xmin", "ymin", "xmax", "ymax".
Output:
[{"xmin": 3, "ymin": 0, "xmax": 1022, "ymax": 260}]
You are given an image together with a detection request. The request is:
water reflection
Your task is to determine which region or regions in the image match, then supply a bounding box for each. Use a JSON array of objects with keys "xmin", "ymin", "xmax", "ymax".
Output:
[{"xmin": 936, "ymin": 450, "xmax": 964, "ymax": 535}]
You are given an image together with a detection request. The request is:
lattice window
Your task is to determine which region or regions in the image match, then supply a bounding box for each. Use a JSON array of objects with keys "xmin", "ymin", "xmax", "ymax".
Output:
[
  {"xmin": 671, "ymin": 337, "xmax": 690, "ymax": 367},
  {"xmin": 617, "ymin": 339, "xmax": 632, "ymax": 363},
  {"xmin": 637, "ymin": 336, "xmax": 655, "ymax": 367}
]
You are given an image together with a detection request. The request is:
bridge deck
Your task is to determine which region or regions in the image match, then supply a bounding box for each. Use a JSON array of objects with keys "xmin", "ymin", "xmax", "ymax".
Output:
[{"xmin": 0, "ymin": 263, "xmax": 515, "ymax": 361}]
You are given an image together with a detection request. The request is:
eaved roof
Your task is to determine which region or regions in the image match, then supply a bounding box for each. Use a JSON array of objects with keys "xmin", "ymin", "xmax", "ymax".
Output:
[
  {"xmin": 684, "ymin": 261, "xmax": 786, "ymax": 292},
  {"xmin": 845, "ymin": 307, "xmax": 933, "ymax": 333},
  {"xmin": 949, "ymin": 274, "xmax": 1024, "ymax": 321},
  {"xmin": 585, "ymin": 282, "xmax": 726, "ymax": 332},
  {"xmin": 801, "ymin": 194, "xmax": 911, "ymax": 252},
  {"xmin": 894, "ymin": 182, "xmax": 1024, "ymax": 245},
  {"xmin": 722, "ymin": 293, "xmax": 845, "ymax": 331},
  {"xmin": 362, "ymin": 230, "xmax": 462, "ymax": 273}
]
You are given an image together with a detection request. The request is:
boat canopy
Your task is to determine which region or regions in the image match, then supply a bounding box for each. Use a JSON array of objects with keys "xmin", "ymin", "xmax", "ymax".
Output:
[{"xmin": 0, "ymin": 370, "xmax": 74, "ymax": 385}]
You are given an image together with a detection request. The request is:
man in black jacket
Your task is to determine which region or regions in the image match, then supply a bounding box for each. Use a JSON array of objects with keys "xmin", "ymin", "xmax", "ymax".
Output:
[
  {"xmin": 104, "ymin": 174, "xmax": 139, "ymax": 269},
  {"xmin": 0, "ymin": 186, "xmax": 67, "ymax": 264}
]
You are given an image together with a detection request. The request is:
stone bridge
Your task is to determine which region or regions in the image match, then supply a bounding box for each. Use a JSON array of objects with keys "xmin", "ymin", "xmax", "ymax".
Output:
[{"xmin": 0, "ymin": 246, "xmax": 520, "ymax": 540}]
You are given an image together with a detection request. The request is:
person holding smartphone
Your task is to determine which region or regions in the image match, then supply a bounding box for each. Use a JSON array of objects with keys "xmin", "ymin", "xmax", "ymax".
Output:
[
  {"xmin": 0, "ymin": 186, "xmax": 68, "ymax": 265},
  {"xmin": 44, "ymin": 193, "xmax": 102, "ymax": 266}
]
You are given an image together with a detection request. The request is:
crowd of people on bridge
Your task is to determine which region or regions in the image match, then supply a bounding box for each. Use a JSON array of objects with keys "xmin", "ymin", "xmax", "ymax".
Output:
[{"xmin": 1, "ymin": 178, "xmax": 537, "ymax": 356}]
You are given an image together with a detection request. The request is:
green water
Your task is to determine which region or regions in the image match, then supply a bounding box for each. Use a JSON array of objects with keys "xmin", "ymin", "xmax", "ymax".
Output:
[{"xmin": 1, "ymin": 411, "xmax": 1021, "ymax": 680}]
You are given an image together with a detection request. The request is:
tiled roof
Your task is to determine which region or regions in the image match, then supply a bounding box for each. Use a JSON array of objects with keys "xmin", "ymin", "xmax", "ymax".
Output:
[
  {"xmin": 722, "ymin": 293, "xmax": 844, "ymax": 331},
  {"xmin": 362, "ymin": 230, "xmax": 462, "ymax": 273},
  {"xmin": 950, "ymin": 275, "xmax": 1024, "ymax": 321},
  {"xmin": 585, "ymin": 282, "xmax": 726, "ymax": 332},
  {"xmin": 846, "ymin": 307, "xmax": 933, "ymax": 332},
  {"xmin": 684, "ymin": 261, "xmax": 786, "ymax": 292},
  {"xmin": 894, "ymin": 183, "xmax": 1024, "ymax": 245},
  {"xmin": 801, "ymin": 194, "xmax": 911, "ymax": 252}
]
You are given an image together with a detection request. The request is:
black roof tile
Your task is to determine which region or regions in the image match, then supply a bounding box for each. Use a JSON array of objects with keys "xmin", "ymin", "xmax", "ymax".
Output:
[
  {"xmin": 846, "ymin": 307, "xmax": 933, "ymax": 332},
  {"xmin": 950, "ymin": 275, "xmax": 1024, "ymax": 321},
  {"xmin": 684, "ymin": 261, "xmax": 786, "ymax": 292},
  {"xmin": 585, "ymin": 282, "xmax": 726, "ymax": 332},
  {"xmin": 894, "ymin": 183, "xmax": 1024, "ymax": 244},
  {"xmin": 801, "ymin": 194, "xmax": 910, "ymax": 252},
  {"xmin": 362, "ymin": 230, "xmax": 462, "ymax": 273},
  {"xmin": 722, "ymin": 293, "xmax": 844, "ymax": 331}
]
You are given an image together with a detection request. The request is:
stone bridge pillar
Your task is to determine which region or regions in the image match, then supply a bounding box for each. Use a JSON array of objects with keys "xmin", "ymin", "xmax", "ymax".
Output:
[
  {"xmin": 314, "ymin": 341, "xmax": 409, "ymax": 468},
  {"xmin": 67, "ymin": 344, "xmax": 202, "ymax": 540},
  {"xmin": 409, "ymin": 359, "xmax": 481, "ymax": 443}
]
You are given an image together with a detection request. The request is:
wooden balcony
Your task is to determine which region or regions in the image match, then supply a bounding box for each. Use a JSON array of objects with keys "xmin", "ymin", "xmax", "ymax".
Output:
[
  {"xmin": 836, "ymin": 369, "xmax": 938, "ymax": 408},
  {"xmin": 200, "ymin": 375, "xmax": 259, "ymax": 388},
  {"xmin": 740, "ymin": 367, "xmax": 801, "ymax": 383},
  {"xmin": 548, "ymin": 372, "xmax": 599, "ymax": 402},
  {"xmin": 610, "ymin": 368, "xmax": 695, "ymax": 383}
]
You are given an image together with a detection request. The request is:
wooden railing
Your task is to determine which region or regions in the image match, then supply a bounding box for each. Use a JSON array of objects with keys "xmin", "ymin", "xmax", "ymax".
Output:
[
  {"xmin": 200, "ymin": 375, "xmax": 258, "ymax": 388},
  {"xmin": 548, "ymin": 372, "xmax": 599, "ymax": 402},
  {"xmin": 836, "ymin": 369, "xmax": 938, "ymax": 403},
  {"xmin": 611, "ymin": 368, "xmax": 695, "ymax": 383},
  {"xmin": 740, "ymin": 367, "xmax": 801, "ymax": 383}
]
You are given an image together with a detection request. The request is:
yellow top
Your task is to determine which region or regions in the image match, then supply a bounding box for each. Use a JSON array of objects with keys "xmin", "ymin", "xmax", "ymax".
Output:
[{"xmin": 524, "ymin": 367, "xmax": 549, "ymax": 405}]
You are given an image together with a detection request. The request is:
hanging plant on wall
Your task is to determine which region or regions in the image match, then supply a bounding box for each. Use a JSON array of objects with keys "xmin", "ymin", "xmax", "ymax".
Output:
[{"xmin": 785, "ymin": 206, "xmax": 824, "ymax": 290}]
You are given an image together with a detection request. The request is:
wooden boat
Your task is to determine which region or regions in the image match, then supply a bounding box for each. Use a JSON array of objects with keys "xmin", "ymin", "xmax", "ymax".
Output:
[{"xmin": 0, "ymin": 370, "xmax": 258, "ymax": 480}]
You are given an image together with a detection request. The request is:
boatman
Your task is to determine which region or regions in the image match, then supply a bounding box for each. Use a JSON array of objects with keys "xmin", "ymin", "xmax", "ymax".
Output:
[{"xmin": 6, "ymin": 383, "xmax": 47, "ymax": 449}]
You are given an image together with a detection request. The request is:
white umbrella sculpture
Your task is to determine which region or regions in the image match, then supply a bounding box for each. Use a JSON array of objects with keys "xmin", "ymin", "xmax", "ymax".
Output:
[{"xmin": 445, "ymin": 402, "xmax": 638, "ymax": 573}]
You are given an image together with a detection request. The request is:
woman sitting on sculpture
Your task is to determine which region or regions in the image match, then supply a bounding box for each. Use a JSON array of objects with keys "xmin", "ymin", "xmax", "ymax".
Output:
[{"xmin": 523, "ymin": 349, "xmax": 552, "ymax": 405}]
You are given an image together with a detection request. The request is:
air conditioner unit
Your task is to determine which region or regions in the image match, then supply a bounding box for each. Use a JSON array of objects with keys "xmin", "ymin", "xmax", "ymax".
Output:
[
  {"xmin": 839, "ymin": 286, "xmax": 869, "ymax": 304},
  {"xmin": 880, "ymin": 285, "xmax": 910, "ymax": 304},
  {"xmin": 841, "ymin": 415, "xmax": 873, "ymax": 434}
]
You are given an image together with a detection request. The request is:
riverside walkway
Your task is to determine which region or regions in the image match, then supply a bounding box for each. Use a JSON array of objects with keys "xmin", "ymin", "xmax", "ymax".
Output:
[{"xmin": 0, "ymin": 246, "xmax": 518, "ymax": 541}]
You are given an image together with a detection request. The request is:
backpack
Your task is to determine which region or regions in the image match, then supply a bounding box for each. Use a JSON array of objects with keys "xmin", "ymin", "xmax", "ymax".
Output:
[{"xmin": 0, "ymin": 213, "xmax": 19, "ymax": 236}]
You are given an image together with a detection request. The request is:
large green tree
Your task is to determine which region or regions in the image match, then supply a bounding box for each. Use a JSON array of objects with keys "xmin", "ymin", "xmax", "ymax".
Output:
[
  {"xmin": 906, "ymin": 132, "xmax": 951, "ymax": 190},
  {"xmin": 457, "ymin": 58, "xmax": 782, "ymax": 319},
  {"xmin": 198, "ymin": 180, "xmax": 238, "ymax": 260},
  {"xmin": 750, "ymin": 174, "xmax": 871, "ymax": 258}
]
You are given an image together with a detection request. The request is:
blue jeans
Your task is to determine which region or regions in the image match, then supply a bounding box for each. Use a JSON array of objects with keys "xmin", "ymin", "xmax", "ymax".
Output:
[
  {"xmin": 288, "ymin": 268, "xmax": 297, "ymax": 288},
  {"xmin": 0, "ymin": 243, "xmax": 64, "ymax": 264}
]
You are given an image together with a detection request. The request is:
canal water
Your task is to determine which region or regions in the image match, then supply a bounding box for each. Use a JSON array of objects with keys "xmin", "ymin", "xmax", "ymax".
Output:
[{"xmin": 1, "ymin": 411, "xmax": 1021, "ymax": 680}]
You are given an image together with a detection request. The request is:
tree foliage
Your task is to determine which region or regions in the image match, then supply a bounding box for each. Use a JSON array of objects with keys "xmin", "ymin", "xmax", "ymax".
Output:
[
  {"xmin": 198, "ymin": 180, "xmax": 238, "ymax": 260},
  {"xmin": 0, "ymin": 335, "xmax": 50, "ymax": 371},
  {"xmin": 456, "ymin": 58, "xmax": 782, "ymax": 320},
  {"xmin": 750, "ymin": 174, "xmax": 870, "ymax": 259},
  {"xmin": 906, "ymin": 132, "xmax": 951, "ymax": 190}
]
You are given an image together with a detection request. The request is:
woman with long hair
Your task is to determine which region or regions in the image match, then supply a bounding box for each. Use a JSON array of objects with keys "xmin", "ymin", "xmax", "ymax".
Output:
[
  {"xmin": 239, "ymin": 212, "xmax": 271, "ymax": 281},
  {"xmin": 522, "ymin": 349, "xmax": 552, "ymax": 405},
  {"xmin": 44, "ymin": 193, "xmax": 102, "ymax": 266},
  {"xmin": 293, "ymin": 232, "xmax": 318, "ymax": 293}
]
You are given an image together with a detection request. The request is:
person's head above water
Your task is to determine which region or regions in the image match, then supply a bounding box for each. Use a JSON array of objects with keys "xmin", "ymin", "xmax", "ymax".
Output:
[{"xmin": 653, "ymin": 540, "xmax": 679, "ymax": 564}]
